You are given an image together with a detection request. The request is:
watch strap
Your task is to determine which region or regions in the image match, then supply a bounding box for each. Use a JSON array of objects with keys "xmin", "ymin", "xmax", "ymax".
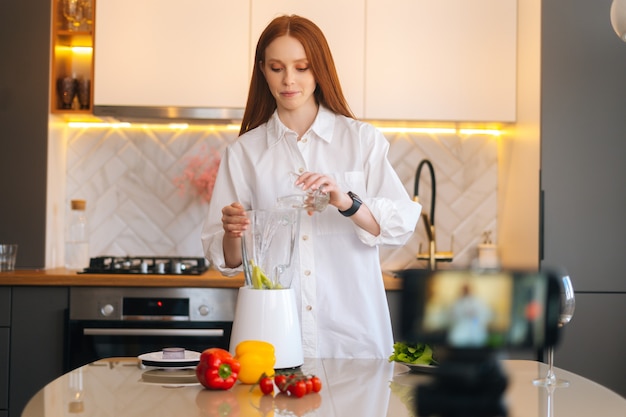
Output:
[{"xmin": 338, "ymin": 191, "xmax": 362, "ymax": 217}]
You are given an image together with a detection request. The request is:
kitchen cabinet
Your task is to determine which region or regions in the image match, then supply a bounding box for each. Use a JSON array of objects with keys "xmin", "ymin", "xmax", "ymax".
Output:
[
  {"xmin": 251, "ymin": 0, "xmax": 365, "ymax": 117},
  {"xmin": 364, "ymin": 0, "xmax": 517, "ymax": 122},
  {"xmin": 7, "ymin": 287, "xmax": 68, "ymax": 417},
  {"xmin": 50, "ymin": 0, "xmax": 94, "ymax": 114},
  {"xmin": 555, "ymin": 293, "xmax": 626, "ymax": 395},
  {"xmin": 540, "ymin": 0, "xmax": 626, "ymax": 397},
  {"xmin": 90, "ymin": 0, "xmax": 516, "ymax": 122},
  {"xmin": 0, "ymin": 288, "xmax": 9, "ymax": 417},
  {"xmin": 94, "ymin": 0, "xmax": 250, "ymax": 110}
]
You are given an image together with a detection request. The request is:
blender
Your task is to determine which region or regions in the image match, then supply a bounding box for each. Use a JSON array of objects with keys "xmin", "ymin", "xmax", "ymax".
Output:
[{"xmin": 229, "ymin": 208, "xmax": 303, "ymax": 369}]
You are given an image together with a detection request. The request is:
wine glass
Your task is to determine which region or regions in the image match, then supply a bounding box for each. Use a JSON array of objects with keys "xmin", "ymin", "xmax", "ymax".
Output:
[
  {"xmin": 62, "ymin": 0, "xmax": 85, "ymax": 30},
  {"xmin": 533, "ymin": 272, "xmax": 576, "ymax": 387},
  {"xmin": 81, "ymin": 0, "xmax": 94, "ymax": 30}
]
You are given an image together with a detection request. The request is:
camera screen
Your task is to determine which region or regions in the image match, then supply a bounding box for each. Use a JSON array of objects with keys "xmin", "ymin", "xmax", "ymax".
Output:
[{"xmin": 400, "ymin": 270, "xmax": 559, "ymax": 350}]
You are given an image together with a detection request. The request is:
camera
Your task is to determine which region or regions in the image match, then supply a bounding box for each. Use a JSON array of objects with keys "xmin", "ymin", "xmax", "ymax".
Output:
[{"xmin": 398, "ymin": 269, "xmax": 562, "ymax": 417}]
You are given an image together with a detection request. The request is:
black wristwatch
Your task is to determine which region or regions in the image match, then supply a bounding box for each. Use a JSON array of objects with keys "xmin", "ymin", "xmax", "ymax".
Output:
[{"xmin": 338, "ymin": 191, "xmax": 362, "ymax": 217}]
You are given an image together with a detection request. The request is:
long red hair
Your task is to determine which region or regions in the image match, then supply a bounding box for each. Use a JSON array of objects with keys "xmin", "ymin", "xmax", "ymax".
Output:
[{"xmin": 239, "ymin": 15, "xmax": 355, "ymax": 136}]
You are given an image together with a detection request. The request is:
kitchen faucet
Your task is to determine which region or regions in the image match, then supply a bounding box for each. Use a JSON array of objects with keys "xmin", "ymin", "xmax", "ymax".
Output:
[{"xmin": 413, "ymin": 159, "xmax": 454, "ymax": 270}]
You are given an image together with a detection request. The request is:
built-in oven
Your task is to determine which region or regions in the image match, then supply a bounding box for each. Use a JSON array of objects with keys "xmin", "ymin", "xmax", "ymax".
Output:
[{"xmin": 65, "ymin": 286, "xmax": 237, "ymax": 372}]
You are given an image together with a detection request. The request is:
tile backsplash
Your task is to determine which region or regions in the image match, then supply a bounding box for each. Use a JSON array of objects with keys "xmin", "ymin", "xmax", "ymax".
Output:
[{"xmin": 62, "ymin": 124, "xmax": 497, "ymax": 271}]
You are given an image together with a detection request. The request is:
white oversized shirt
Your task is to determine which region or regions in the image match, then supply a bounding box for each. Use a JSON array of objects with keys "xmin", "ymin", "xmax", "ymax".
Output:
[{"xmin": 201, "ymin": 106, "xmax": 421, "ymax": 358}]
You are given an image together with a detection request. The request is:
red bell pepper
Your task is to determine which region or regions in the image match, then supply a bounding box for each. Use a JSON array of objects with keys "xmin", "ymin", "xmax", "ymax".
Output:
[{"xmin": 196, "ymin": 348, "xmax": 241, "ymax": 390}]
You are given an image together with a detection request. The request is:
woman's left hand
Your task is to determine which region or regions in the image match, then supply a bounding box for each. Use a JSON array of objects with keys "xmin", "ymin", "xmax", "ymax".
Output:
[{"xmin": 294, "ymin": 172, "xmax": 351, "ymax": 211}]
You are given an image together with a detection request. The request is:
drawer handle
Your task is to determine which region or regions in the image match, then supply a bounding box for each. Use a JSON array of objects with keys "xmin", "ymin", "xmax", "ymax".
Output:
[{"xmin": 83, "ymin": 328, "xmax": 224, "ymax": 337}]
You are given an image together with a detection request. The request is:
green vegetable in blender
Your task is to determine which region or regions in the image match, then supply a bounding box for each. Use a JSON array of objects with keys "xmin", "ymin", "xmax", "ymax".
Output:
[
  {"xmin": 389, "ymin": 342, "xmax": 436, "ymax": 365},
  {"xmin": 249, "ymin": 260, "xmax": 280, "ymax": 289}
]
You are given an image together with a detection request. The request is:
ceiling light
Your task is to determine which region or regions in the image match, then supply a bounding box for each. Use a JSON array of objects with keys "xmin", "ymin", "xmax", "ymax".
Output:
[{"xmin": 611, "ymin": 0, "xmax": 626, "ymax": 42}]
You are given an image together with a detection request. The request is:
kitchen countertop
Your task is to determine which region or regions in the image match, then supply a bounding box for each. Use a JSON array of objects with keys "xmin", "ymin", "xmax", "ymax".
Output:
[
  {"xmin": 0, "ymin": 268, "xmax": 402, "ymax": 290},
  {"xmin": 21, "ymin": 357, "xmax": 626, "ymax": 417}
]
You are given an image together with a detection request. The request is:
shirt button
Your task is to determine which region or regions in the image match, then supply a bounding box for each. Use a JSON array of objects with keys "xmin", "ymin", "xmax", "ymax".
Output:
[
  {"xmin": 302, "ymin": 235, "xmax": 309, "ymax": 241},
  {"xmin": 306, "ymin": 305, "xmax": 313, "ymax": 311},
  {"xmin": 302, "ymin": 137, "xmax": 308, "ymax": 143},
  {"xmin": 298, "ymin": 167, "xmax": 305, "ymax": 173},
  {"xmin": 304, "ymin": 270, "xmax": 311, "ymax": 276}
]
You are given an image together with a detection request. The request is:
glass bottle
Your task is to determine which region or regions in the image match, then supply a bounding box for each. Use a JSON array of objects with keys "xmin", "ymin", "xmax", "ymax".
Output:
[{"xmin": 65, "ymin": 199, "xmax": 89, "ymax": 270}]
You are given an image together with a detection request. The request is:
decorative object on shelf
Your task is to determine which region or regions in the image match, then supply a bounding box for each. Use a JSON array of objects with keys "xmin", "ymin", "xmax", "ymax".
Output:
[
  {"xmin": 77, "ymin": 78, "xmax": 91, "ymax": 110},
  {"xmin": 173, "ymin": 146, "xmax": 221, "ymax": 203},
  {"xmin": 611, "ymin": 0, "xmax": 626, "ymax": 42},
  {"xmin": 57, "ymin": 77, "xmax": 78, "ymax": 109}
]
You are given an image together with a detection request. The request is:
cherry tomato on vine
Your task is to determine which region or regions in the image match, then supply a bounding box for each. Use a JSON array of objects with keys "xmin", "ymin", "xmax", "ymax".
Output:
[
  {"xmin": 259, "ymin": 376, "xmax": 274, "ymax": 395},
  {"xmin": 289, "ymin": 380, "xmax": 307, "ymax": 398},
  {"xmin": 310, "ymin": 376, "xmax": 322, "ymax": 393},
  {"xmin": 274, "ymin": 374, "xmax": 288, "ymax": 393},
  {"xmin": 304, "ymin": 378, "xmax": 313, "ymax": 394}
]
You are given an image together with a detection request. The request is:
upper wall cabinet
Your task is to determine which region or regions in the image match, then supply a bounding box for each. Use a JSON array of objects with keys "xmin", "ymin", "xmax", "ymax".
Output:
[
  {"xmin": 251, "ymin": 0, "xmax": 365, "ymax": 117},
  {"xmin": 364, "ymin": 0, "xmax": 517, "ymax": 122},
  {"xmin": 89, "ymin": 0, "xmax": 516, "ymax": 122},
  {"xmin": 94, "ymin": 0, "xmax": 250, "ymax": 109}
]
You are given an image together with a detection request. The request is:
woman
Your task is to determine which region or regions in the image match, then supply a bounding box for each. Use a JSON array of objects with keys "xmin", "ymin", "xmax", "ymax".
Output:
[{"xmin": 201, "ymin": 15, "xmax": 421, "ymax": 358}]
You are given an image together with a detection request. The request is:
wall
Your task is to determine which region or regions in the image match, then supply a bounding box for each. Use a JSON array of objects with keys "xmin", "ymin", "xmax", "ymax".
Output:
[{"xmin": 48, "ymin": 125, "xmax": 500, "ymax": 271}]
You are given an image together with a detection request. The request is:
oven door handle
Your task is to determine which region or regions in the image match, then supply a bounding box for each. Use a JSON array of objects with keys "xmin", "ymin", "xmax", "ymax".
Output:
[{"xmin": 83, "ymin": 328, "xmax": 224, "ymax": 337}]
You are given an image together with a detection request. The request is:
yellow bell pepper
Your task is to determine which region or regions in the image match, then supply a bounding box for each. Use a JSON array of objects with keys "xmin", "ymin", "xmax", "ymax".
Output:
[{"xmin": 235, "ymin": 340, "xmax": 276, "ymax": 384}]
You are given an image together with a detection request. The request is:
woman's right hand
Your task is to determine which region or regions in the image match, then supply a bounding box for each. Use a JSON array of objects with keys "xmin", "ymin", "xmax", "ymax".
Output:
[{"xmin": 221, "ymin": 202, "xmax": 249, "ymax": 239}]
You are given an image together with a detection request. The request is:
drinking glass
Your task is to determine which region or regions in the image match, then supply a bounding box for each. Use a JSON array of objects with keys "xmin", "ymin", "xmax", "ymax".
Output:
[
  {"xmin": 276, "ymin": 172, "xmax": 330, "ymax": 212},
  {"xmin": 533, "ymin": 272, "xmax": 576, "ymax": 387}
]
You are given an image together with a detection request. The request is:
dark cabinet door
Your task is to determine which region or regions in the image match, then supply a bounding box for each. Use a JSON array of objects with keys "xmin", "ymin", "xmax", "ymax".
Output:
[
  {"xmin": 541, "ymin": 0, "xmax": 626, "ymax": 397},
  {"xmin": 9, "ymin": 287, "xmax": 68, "ymax": 417},
  {"xmin": 0, "ymin": 328, "xmax": 8, "ymax": 415},
  {"xmin": 1, "ymin": 288, "xmax": 10, "ymax": 414}
]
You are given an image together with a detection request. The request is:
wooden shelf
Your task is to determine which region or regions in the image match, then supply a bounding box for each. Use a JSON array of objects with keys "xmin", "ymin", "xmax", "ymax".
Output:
[{"xmin": 55, "ymin": 31, "xmax": 93, "ymax": 47}]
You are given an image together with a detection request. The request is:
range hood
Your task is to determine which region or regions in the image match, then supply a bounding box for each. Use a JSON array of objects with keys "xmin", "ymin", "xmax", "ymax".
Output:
[{"xmin": 93, "ymin": 105, "xmax": 245, "ymax": 125}]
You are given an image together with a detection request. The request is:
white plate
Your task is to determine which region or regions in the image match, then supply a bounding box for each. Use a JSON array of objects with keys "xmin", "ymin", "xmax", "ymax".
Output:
[
  {"xmin": 138, "ymin": 350, "xmax": 201, "ymax": 368},
  {"xmin": 141, "ymin": 368, "xmax": 200, "ymax": 385},
  {"xmin": 404, "ymin": 362, "xmax": 438, "ymax": 374}
]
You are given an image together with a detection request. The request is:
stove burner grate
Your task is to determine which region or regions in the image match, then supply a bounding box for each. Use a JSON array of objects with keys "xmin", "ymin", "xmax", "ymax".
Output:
[{"xmin": 79, "ymin": 256, "xmax": 209, "ymax": 275}]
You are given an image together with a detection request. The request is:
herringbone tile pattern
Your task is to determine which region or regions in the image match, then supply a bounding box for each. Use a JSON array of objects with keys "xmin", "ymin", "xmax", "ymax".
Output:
[{"xmin": 66, "ymin": 127, "xmax": 497, "ymax": 269}]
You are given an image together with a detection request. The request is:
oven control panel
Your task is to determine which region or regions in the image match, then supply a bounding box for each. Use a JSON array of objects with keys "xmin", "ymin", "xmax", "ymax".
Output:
[{"xmin": 69, "ymin": 287, "xmax": 237, "ymax": 322}]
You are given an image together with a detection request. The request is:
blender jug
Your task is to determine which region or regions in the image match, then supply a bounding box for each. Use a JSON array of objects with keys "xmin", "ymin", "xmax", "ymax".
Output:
[
  {"xmin": 229, "ymin": 208, "xmax": 304, "ymax": 369},
  {"xmin": 241, "ymin": 209, "xmax": 299, "ymax": 289}
]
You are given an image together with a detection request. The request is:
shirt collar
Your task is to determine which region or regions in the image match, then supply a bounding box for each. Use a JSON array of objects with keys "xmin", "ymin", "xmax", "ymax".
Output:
[{"xmin": 266, "ymin": 105, "xmax": 336, "ymax": 147}]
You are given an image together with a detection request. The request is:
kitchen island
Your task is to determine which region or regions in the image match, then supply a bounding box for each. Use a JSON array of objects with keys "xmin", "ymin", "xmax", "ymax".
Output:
[{"xmin": 21, "ymin": 357, "xmax": 626, "ymax": 417}]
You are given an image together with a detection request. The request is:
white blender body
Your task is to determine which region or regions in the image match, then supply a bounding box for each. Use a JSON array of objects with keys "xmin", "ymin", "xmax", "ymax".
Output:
[
  {"xmin": 229, "ymin": 208, "xmax": 303, "ymax": 369},
  {"xmin": 230, "ymin": 287, "xmax": 303, "ymax": 369}
]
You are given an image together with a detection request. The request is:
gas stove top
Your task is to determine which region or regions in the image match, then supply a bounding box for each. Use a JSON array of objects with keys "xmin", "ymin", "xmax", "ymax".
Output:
[{"xmin": 80, "ymin": 256, "xmax": 209, "ymax": 275}]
